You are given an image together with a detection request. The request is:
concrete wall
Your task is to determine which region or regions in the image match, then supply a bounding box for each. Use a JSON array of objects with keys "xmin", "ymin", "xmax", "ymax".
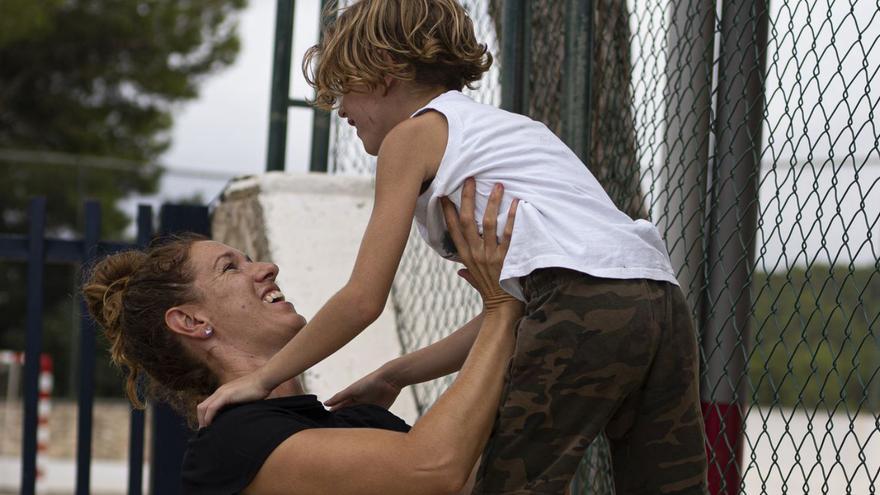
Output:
[{"xmin": 212, "ymin": 172, "xmax": 419, "ymax": 424}]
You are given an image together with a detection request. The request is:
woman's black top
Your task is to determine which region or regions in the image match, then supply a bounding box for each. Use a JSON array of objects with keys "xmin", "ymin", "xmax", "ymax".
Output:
[{"xmin": 181, "ymin": 394, "xmax": 411, "ymax": 494}]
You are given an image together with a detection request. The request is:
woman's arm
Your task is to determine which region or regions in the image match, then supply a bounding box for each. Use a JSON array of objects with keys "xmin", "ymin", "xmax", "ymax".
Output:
[
  {"xmin": 245, "ymin": 179, "xmax": 521, "ymax": 495},
  {"xmin": 324, "ymin": 313, "xmax": 483, "ymax": 410},
  {"xmin": 197, "ymin": 114, "xmax": 449, "ymax": 426}
]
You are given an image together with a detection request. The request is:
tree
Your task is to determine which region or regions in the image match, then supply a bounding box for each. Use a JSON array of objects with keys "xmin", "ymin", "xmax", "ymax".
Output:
[{"xmin": 0, "ymin": 0, "xmax": 246, "ymax": 396}]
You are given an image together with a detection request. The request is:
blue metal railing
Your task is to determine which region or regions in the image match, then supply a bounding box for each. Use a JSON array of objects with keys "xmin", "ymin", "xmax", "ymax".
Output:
[{"xmin": 0, "ymin": 198, "xmax": 209, "ymax": 495}]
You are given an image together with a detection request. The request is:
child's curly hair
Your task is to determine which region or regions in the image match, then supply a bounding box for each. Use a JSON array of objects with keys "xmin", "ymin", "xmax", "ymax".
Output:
[{"xmin": 304, "ymin": 0, "xmax": 493, "ymax": 110}]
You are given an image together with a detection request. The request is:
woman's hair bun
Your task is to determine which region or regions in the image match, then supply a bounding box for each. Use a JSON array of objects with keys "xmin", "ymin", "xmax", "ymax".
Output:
[{"xmin": 83, "ymin": 251, "xmax": 146, "ymax": 348}]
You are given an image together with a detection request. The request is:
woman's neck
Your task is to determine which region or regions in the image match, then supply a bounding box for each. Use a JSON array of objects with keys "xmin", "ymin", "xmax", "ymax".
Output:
[{"xmin": 213, "ymin": 352, "xmax": 307, "ymax": 398}]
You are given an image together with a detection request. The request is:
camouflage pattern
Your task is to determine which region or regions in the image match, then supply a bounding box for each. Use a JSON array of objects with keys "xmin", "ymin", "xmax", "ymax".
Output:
[{"xmin": 473, "ymin": 268, "xmax": 708, "ymax": 494}]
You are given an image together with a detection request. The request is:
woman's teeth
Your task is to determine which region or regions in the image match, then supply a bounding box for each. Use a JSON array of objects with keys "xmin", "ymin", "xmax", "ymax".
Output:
[{"xmin": 263, "ymin": 290, "xmax": 285, "ymax": 303}]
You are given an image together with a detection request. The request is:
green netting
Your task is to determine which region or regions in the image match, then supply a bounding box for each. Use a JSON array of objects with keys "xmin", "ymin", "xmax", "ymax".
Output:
[{"xmin": 323, "ymin": 0, "xmax": 880, "ymax": 493}]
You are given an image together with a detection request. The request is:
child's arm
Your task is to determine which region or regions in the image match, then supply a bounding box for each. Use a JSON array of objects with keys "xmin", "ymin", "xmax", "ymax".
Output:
[
  {"xmin": 324, "ymin": 311, "xmax": 484, "ymax": 410},
  {"xmin": 197, "ymin": 114, "xmax": 448, "ymax": 427}
]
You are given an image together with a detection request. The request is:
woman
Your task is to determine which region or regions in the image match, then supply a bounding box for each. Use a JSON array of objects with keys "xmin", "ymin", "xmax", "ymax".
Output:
[{"xmin": 83, "ymin": 187, "xmax": 519, "ymax": 495}]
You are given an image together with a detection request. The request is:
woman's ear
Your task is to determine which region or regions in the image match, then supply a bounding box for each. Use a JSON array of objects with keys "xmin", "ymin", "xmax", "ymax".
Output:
[{"xmin": 165, "ymin": 306, "xmax": 212, "ymax": 339}]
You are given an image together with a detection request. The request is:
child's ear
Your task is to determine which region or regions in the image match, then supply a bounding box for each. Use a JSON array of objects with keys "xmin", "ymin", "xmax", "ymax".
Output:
[{"xmin": 382, "ymin": 75, "xmax": 395, "ymax": 94}]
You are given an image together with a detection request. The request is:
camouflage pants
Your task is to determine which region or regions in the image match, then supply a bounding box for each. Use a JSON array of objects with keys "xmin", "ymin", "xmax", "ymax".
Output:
[{"xmin": 472, "ymin": 268, "xmax": 708, "ymax": 494}]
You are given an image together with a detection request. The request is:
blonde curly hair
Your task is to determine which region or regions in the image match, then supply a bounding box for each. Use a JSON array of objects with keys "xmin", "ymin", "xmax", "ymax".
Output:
[{"xmin": 303, "ymin": 0, "xmax": 493, "ymax": 109}]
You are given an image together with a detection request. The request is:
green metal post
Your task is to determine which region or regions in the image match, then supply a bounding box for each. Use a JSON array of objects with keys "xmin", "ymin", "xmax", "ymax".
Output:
[
  {"xmin": 500, "ymin": 0, "xmax": 530, "ymax": 114},
  {"xmin": 309, "ymin": 0, "xmax": 334, "ymax": 173},
  {"xmin": 561, "ymin": 0, "xmax": 593, "ymax": 162},
  {"xmin": 266, "ymin": 0, "xmax": 295, "ymax": 172}
]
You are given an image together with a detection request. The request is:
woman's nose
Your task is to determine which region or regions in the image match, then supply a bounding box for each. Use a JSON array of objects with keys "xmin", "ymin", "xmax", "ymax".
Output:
[{"xmin": 254, "ymin": 262, "xmax": 279, "ymax": 281}]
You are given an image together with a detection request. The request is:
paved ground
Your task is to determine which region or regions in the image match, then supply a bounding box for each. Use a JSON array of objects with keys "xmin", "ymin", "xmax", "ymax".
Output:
[
  {"xmin": 2, "ymin": 400, "xmax": 878, "ymax": 494},
  {"xmin": 1, "ymin": 399, "xmax": 148, "ymax": 495}
]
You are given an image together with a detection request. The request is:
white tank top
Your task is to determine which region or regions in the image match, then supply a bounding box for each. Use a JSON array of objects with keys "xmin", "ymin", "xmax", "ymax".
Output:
[{"xmin": 412, "ymin": 91, "xmax": 677, "ymax": 300}]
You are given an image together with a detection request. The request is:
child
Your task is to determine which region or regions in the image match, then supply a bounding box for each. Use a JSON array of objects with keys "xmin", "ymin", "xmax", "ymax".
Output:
[{"xmin": 199, "ymin": 0, "xmax": 708, "ymax": 493}]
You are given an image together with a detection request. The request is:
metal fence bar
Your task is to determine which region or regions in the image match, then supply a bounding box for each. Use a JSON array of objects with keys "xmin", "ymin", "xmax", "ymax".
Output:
[
  {"xmin": 658, "ymin": 0, "xmax": 715, "ymax": 313},
  {"xmin": 500, "ymin": 0, "xmax": 530, "ymax": 114},
  {"xmin": 266, "ymin": 0, "xmax": 295, "ymax": 171},
  {"xmin": 309, "ymin": 0, "xmax": 334, "ymax": 172},
  {"xmin": 75, "ymin": 200, "xmax": 101, "ymax": 495},
  {"xmin": 701, "ymin": 1, "xmax": 770, "ymax": 493},
  {"xmin": 561, "ymin": 0, "xmax": 593, "ymax": 162},
  {"xmin": 21, "ymin": 197, "xmax": 46, "ymax": 495},
  {"xmin": 127, "ymin": 205, "xmax": 153, "ymax": 495},
  {"xmin": 0, "ymin": 237, "xmax": 135, "ymax": 263},
  {"xmin": 148, "ymin": 204, "xmax": 210, "ymax": 495}
]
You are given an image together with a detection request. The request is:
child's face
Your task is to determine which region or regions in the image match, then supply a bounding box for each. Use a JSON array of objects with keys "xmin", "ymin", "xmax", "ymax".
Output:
[{"xmin": 338, "ymin": 85, "xmax": 400, "ymax": 156}]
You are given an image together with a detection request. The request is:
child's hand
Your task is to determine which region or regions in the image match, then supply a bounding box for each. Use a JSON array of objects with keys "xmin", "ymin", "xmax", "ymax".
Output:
[
  {"xmin": 324, "ymin": 368, "xmax": 402, "ymax": 411},
  {"xmin": 197, "ymin": 371, "xmax": 273, "ymax": 428},
  {"xmin": 440, "ymin": 178, "xmax": 519, "ymax": 312}
]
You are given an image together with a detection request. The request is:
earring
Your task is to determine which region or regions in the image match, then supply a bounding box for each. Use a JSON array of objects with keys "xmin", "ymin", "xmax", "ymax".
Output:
[{"xmin": 204, "ymin": 326, "xmax": 214, "ymax": 337}]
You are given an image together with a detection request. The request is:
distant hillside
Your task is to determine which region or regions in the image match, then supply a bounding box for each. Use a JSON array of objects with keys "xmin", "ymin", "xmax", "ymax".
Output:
[{"xmin": 748, "ymin": 265, "xmax": 879, "ymax": 412}]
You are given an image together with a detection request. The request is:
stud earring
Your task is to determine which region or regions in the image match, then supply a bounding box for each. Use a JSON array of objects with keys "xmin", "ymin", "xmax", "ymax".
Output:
[{"xmin": 204, "ymin": 326, "xmax": 214, "ymax": 337}]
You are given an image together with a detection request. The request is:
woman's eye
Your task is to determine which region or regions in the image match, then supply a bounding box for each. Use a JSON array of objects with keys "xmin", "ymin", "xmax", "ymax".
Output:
[{"xmin": 223, "ymin": 263, "xmax": 236, "ymax": 272}]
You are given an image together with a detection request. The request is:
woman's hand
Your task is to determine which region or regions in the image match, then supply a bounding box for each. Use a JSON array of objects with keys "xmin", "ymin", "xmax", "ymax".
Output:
[
  {"xmin": 324, "ymin": 367, "xmax": 402, "ymax": 411},
  {"xmin": 440, "ymin": 177, "xmax": 519, "ymax": 312},
  {"xmin": 197, "ymin": 371, "xmax": 273, "ymax": 428}
]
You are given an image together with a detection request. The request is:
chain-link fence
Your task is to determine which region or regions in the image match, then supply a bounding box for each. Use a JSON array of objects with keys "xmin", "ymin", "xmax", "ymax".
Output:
[{"xmin": 320, "ymin": 0, "xmax": 880, "ymax": 493}]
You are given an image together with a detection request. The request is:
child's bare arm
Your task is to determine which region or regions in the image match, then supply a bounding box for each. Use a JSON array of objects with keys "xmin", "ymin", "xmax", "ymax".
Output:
[
  {"xmin": 325, "ymin": 312, "xmax": 483, "ymax": 410},
  {"xmin": 197, "ymin": 114, "xmax": 448, "ymax": 426}
]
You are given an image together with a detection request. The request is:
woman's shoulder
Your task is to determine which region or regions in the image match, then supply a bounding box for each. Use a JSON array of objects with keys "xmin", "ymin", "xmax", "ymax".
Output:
[
  {"xmin": 181, "ymin": 395, "xmax": 327, "ymax": 494},
  {"xmin": 181, "ymin": 396, "xmax": 410, "ymax": 494}
]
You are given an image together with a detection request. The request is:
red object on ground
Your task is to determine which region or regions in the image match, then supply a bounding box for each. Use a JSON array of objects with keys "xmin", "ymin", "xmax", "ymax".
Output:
[{"xmin": 702, "ymin": 401, "xmax": 743, "ymax": 495}]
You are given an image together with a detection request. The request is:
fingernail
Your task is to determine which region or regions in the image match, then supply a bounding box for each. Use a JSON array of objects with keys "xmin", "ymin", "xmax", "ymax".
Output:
[{"xmin": 494, "ymin": 183, "xmax": 502, "ymax": 193}]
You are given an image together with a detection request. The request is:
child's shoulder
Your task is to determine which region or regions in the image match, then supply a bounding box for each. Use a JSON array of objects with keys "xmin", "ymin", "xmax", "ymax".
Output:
[{"xmin": 378, "ymin": 111, "xmax": 448, "ymax": 164}]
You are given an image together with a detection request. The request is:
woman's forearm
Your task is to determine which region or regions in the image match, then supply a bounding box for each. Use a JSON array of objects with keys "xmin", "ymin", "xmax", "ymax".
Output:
[
  {"xmin": 383, "ymin": 313, "xmax": 483, "ymax": 387},
  {"xmin": 402, "ymin": 304, "xmax": 519, "ymax": 487}
]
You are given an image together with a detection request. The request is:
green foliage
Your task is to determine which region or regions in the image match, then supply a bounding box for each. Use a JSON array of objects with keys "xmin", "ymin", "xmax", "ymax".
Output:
[
  {"xmin": 748, "ymin": 264, "xmax": 880, "ymax": 412},
  {"xmin": 1, "ymin": 0, "xmax": 246, "ymax": 235},
  {"xmin": 0, "ymin": 0, "xmax": 246, "ymax": 397}
]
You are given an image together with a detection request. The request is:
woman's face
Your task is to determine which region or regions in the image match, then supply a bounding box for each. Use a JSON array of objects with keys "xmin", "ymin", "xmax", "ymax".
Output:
[{"xmin": 187, "ymin": 241, "xmax": 306, "ymax": 356}]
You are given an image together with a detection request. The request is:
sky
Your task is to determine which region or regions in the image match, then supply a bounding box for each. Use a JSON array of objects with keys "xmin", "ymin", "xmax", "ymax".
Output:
[{"xmin": 122, "ymin": 0, "xmax": 323, "ymax": 213}]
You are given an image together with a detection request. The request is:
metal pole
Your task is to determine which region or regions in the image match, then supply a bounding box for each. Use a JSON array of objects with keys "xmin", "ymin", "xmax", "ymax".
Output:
[
  {"xmin": 701, "ymin": 2, "xmax": 769, "ymax": 494},
  {"xmin": 75, "ymin": 200, "xmax": 101, "ymax": 495},
  {"xmin": 309, "ymin": 0, "xmax": 334, "ymax": 173},
  {"xmin": 561, "ymin": 0, "xmax": 594, "ymax": 163},
  {"xmin": 500, "ymin": 0, "xmax": 530, "ymax": 114},
  {"xmin": 21, "ymin": 197, "xmax": 46, "ymax": 495},
  {"xmin": 266, "ymin": 0, "xmax": 296, "ymax": 171},
  {"xmin": 659, "ymin": 1, "xmax": 715, "ymax": 315},
  {"xmin": 127, "ymin": 205, "xmax": 153, "ymax": 495},
  {"xmin": 149, "ymin": 204, "xmax": 210, "ymax": 495}
]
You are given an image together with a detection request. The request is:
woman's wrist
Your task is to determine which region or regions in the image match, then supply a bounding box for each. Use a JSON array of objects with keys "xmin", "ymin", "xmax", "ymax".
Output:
[
  {"xmin": 483, "ymin": 302, "xmax": 523, "ymax": 325},
  {"xmin": 257, "ymin": 365, "xmax": 283, "ymax": 392},
  {"xmin": 377, "ymin": 359, "xmax": 407, "ymax": 389}
]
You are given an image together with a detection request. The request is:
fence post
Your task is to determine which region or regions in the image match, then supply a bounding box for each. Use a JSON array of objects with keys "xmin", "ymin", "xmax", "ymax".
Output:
[
  {"xmin": 659, "ymin": 0, "xmax": 715, "ymax": 312},
  {"xmin": 701, "ymin": 2, "xmax": 769, "ymax": 494},
  {"xmin": 500, "ymin": 0, "xmax": 530, "ymax": 114},
  {"xmin": 561, "ymin": 0, "xmax": 593, "ymax": 162},
  {"xmin": 127, "ymin": 205, "xmax": 153, "ymax": 495},
  {"xmin": 21, "ymin": 197, "xmax": 46, "ymax": 495},
  {"xmin": 149, "ymin": 203, "xmax": 210, "ymax": 495},
  {"xmin": 309, "ymin": 0, "xmax": 334, "ymax": 173},
  {"xmin": 266, "ymin": 0, "xmax": 295, "ymax": 172},
  {"xmin": 75, "ymin": 200, "xmax": 101, "ymax": 495}
]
